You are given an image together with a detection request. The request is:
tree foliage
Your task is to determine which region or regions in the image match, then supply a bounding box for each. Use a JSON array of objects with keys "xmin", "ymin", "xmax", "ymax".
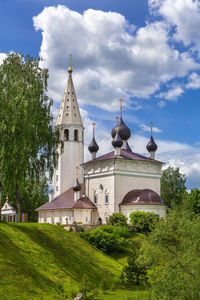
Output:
[
  {"xmin": 0, "ymin": 53, "xmax": 60, "ymax": 208},
  {"xmin": 161, "ymin": 166, "xmax": 186, "ymax": 208},
  {"xmin": 129, "ymin": 211, "xmax": 159, "ymax": 233},
  {"xmin": 142, "ymin": 210, "xmax": 200, "ymax": 299},
  {"xmin": 107, "ymin": 213, "xmax": 128, "ymax": 227},
  {"xmin": 79, "ymin": 225, "xmax": 131, "ymax": 253},
  {"xmin": 183, "ymin": 188, "xmax": 200, "ymax": 215}
]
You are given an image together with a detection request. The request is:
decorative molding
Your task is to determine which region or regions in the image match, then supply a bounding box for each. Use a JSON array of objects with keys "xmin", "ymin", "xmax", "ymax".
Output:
[{"xmin": 84, "ymin": 169, "xmax": 162, "ymax": 179}]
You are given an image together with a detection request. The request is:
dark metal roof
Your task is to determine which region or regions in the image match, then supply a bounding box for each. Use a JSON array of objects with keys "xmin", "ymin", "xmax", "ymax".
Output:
[
  {"xmin": 72, "ymin": 196, "xmax": 97, "ymax": 209},
  {"xmin": 111, "ymin": 118, "xmax": 131, "ymax": 141},
  {"xmin": 126, "ymin": 141, "xmax": 132, "ymax": 152},
  {"xmin": 120, "ymin": 189, "xmax": 165, "ymax": 206},
  {"xmin": 112, "ymin": 131, "xmax": 123, "ymax": 148},
  {"xmin": 73, "ymin": 179, "xmax": 81, "ymax": 192},
  {"xmin": 88, "ymin": 137, "xmax": 99, "ymax": 153},
  {"xmin": 146, "ymin": 136, "xmax": 158, "ymax": 152},
  {"xmin": 83, "ymin": 149, "xmax": 163, "ymax": 165},
  {"xmin": 36, "ymin": 184, "xmax": 85, "ymax": 211}
]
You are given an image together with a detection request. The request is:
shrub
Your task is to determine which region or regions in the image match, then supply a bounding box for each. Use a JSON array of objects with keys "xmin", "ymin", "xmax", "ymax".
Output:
[
  {"xmin": 79, "ymin": 226, "xmax": 131, "ymax": 253},
  {"xmin": 107, "ymin": 213, "xmax": 128, "ymax": 227},
  {"xmin": 129, "ymin": 211, "xmax": 159, "ymax": 233}
]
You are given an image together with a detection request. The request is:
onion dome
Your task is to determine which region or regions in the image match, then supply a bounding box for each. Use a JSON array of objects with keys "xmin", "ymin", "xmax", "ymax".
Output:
[
  {"xmin": 111, "ymin": 118, "xmax": 131, "ymax": 141},
  {"xmin": 126, "ymin": 141, "xmax": 132, "ymax": 152},
  {"xmin": 88, "ymin": 137, "xmax": 99, "ymax": 153},
  {"xmin": 112, "ymin": 131, "xmax": 123, "ymax": 148},
  {"xmin": 146, "ymin": 136, "xmax": 157, "ymax": 152},
  {"xmin": 73, "ymin": 179, "xmax": 81, "ymax": 192}
]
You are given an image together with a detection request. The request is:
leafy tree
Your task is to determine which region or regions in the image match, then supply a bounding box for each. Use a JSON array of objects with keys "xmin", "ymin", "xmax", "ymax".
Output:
[
  {"xmin": 129, "ymin": 211, "xmax": 159, "ymax": 233},
  {"xmin": 183, "ymin": 188, "xmax": 200, "ymax": 215},
  {"xmin": 107, "ymin": 213, "xmax": 128, "ymax": 227},
  {"xmin": 79, "ymin": 225, "xmax": 131, "ymax": 253},
  {"xmin": 161, "ymin": 166, "xmax": 186, "ymax": 208},
  {"xmin": 0, "ymin": 53, "xmax": 60, "ymax": 211},
  {"xmin": 142, "ymin": 210, "xmax": 200, "ymax": 299}
]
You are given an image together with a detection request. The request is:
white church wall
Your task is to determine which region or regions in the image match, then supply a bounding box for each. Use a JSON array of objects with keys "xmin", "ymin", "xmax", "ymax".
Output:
[
  {"xmin": 85, "ymin": 174, "xmax": 115, "ymax": 224},
  {"xmin": 120, "ymin": 204, "xmax": 166, "ymax": 220},
  {"xmin": 73, "ymin": 209, "xmax": 94, "ymax": 224},
  {"xmin": 38, "ymin": 209, "xmax": 74, "ymax": 225}
]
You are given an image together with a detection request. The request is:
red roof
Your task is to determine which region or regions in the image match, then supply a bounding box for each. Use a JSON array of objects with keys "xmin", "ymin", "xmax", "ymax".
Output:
[
  {"xmin": 72, "ymin": 196, "xmax": 97, "ymax": 209},
  {"xmin": 83, "ymin": 149, "xmax": 163, "ymax": 165},
  {"xmin": 36, "ymin": 184, "xmax": 86, "ymax": 211},
  {"xmin": 120, "ymin": 189, "xmax": 165, "ymax": 206}
]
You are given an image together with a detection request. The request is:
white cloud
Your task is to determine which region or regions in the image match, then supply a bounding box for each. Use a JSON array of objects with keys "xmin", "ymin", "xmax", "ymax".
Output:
[
  {"xmin": 186, "ymin": 72, "xmax": 200, "ymax": 89},
  {"xmin": 33, "ymin": 5, "xmax": 199, "ymax": 110},
  {"xmin": 149, "ymin": 0, "xmax": 200, "ymax": 48},
  {"xmin": 0, "ymin": 53, "xmax": 6, "ymax": 65},
  {"xmin": 139, "ymin": 123, "xmax": 162, "ymax": 133},
  {"xmin": 158, "ymin": 100, "xmax": 166, "ymax": 108},
  {"xmin": 156, "ymin": 86, "xmax": 184, "ymax": 100}
]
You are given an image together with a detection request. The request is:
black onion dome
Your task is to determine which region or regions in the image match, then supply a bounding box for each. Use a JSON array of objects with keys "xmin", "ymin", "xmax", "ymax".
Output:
[
  {"xmin": 126, "ymin": 141, "xmax": 132, "ymax": 152},
  {"xmin": 111, "ymin": 118, "xmax": 131, "ymax": 141},
  {"xmin": 88, "ymin": 137, "xmax": 99, "ymax": 153},
  {"xmin": 146, "ymin": 136, "xmax": 158, "ymax": 152},
  {"xmin": 73, "ymin": 179, "xmax": 81, "ymax": 192},
  {"xmin": 112, "ymin": 131, "xmax": 123, "ymax": 148}
]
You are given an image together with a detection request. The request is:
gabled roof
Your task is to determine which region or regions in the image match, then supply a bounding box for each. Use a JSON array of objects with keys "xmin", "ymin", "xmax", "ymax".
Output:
[
  {"xmin": 36, "ymin": 184, "xmax": 85, "ymax": 211},
  {"xmin": 72, "ymin": 196, "xmax": 97, "ymax": 209},
  {"xmin": 83, "ymin": 149, "xmax": 163, "ymax": 165}
]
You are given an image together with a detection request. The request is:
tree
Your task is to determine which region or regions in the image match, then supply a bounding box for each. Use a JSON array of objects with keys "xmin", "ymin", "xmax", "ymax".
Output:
[
  {"xmin": 141, "ymin": 210, "xmax": 200, "ymax": 299},
  {"xmin": 129, "ymin": 211, "xmax": 159, "ymax": 233},
  {"xmin": 161, "ymin": 166, "xmax": 186, "ymax": 208},
  {"xmin": 0, "ymin": 53, "xmax": 60, "ymax": 211},
  {"xmin": 107, "ymin": 213, "xmax": 128, "ymax": 227},
  {"xmin": 183, "ymin": 188, "xmax": 200, "ymax": 215}
]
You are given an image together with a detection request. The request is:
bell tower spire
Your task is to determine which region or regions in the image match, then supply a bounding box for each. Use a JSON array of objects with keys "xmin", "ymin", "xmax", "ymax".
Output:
[{"xmin": 54, "ymin": 55, "xmax": 84, "ymax": 198}]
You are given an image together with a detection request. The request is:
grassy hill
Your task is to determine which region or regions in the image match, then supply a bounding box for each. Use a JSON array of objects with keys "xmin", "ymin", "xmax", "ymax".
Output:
[{"xmin": 0, "ymin": 223, "xmax": 123, "ymax": 299}]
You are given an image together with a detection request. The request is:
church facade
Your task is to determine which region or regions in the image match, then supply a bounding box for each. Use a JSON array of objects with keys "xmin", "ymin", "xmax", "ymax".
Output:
[{"xmin": 36, "ymin": 62, "xmax": 166, "ymax": 225}]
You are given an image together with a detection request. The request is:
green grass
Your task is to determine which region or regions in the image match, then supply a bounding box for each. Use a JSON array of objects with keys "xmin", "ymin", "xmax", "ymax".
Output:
[{"xmin": 0, "ymin": 223, "xmax": 123, "ymax": 299}]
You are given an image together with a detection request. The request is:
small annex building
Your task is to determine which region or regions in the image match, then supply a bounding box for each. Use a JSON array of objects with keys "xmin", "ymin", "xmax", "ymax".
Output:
[{"xmin": 36, "ymin": 60, "xmax": 166, "ymax": 225}]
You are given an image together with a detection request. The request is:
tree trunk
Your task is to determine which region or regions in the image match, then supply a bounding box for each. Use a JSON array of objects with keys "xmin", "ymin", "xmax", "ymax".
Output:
[{"xmin": 16, "ymin": 184, "xmax": 20, "ymax": 215}]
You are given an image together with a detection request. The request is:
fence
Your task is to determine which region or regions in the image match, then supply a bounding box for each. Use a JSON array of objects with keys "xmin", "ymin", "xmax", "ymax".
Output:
[{"xmin": 0, "ymin": 213, "xmax": 28, "ymax": 223}]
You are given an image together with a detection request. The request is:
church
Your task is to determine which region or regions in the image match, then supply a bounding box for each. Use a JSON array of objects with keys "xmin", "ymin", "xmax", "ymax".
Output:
[{"xmin": 36, "ymin": 61, "xmax": 166, "ymax": 225}]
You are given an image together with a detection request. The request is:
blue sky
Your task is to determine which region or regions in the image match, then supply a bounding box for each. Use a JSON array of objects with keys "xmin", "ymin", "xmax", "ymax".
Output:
[{"xmin": 1, "ymin": 0, "xmax": 200, "ymax": 189}]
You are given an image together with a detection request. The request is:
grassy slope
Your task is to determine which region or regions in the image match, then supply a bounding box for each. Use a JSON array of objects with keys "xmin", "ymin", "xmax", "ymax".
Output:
[{"xmin": 0, "ymin": 223, "xmax": 123, "ymax": 299}]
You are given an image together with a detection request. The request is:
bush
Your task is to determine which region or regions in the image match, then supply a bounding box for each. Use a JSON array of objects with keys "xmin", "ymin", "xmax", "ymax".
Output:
[
  {"xmin": 129, "ymin": 211, "xmax": 159, "ymax": 233},
  {"xmin": 79, "ymin": 225, "xmax": 131, "ymax": 253},
  {"xmin": 107, "ymin": 213, "xmax": 128, "ymax": 227}
]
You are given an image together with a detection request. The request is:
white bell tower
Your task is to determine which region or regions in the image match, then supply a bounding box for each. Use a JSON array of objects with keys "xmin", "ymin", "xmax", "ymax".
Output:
[{"xmin": 54, "ymin": 56, "xmax": 84, "ymax": 198}]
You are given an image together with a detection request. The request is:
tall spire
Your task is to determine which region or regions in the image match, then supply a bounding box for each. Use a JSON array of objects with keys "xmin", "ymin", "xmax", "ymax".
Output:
[{"xmin": 56, "ymin": 55, "xmax": 83, "ymax": 126}]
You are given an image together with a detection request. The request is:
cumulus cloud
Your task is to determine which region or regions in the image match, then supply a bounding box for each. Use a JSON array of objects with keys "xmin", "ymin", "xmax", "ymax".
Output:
[
  {"xmin": 139, "ymin": 123, "xmax": 162, "ymax": 133},
  {"xmin": 0, "ymin": 53, "xmax": 6, "ymax": 65},
  {"xmin": 149, "ymin": 0, "xmax": 200, "ymax": 48},
  {"xmin": 186, "ymin": 72, "xmax": 200, "ymax": 89},
  {"xmin": 33, "ymin": 5, "xmax": 199, "ymax": 110},
  {"xmin": 156, "ymin": 86, "xmax": 184, "ymax": 100}
]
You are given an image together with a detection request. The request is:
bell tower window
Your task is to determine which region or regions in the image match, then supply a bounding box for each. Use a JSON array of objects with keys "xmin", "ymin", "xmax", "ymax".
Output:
[
  {"xmin": 74, "ymin": 129, "xmax": 79, "ymax": 141},
  {"xmin": 64, "ymin": 129, "xmax": 69, "ymax": 141}
]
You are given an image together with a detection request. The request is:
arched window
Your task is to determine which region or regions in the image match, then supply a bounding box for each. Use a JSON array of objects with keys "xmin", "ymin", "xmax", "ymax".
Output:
[
  {"xmin": 64, "ymin": 129, "xmax": 69, "ymax": 141},
  {"xmin": 105, "ymin": 190, "xmax": 109, "ymax": 204},
  {"xmin": 74, "ymin": 129, "xmax": 79, "ymax": 141},
  {"xmin": 93, "ymin": 192, "xmax": 97, "ymax": 204}
]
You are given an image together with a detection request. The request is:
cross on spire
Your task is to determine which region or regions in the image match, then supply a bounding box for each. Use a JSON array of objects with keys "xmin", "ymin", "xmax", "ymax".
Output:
[
  {"xmin": 116, "ymin": 116, "xmax": 119, "ymax": 132},
  {"xmin": 76, "ymin": 166, "xmax": 79, "ymax": 180},
  {"xmin": 92, "ymin": 122, "xmax": 96, "ymax": 137},
  {"xmin": 68, "ymin": 54, "xmax": 73, "ymax": 74},
  {"xmin": 119, "ymin": 98, "xmax": 124, "ymax": 118},
  {"xmin": 150, "ymin": 121, "xmax": 153, "ymax": 136}
]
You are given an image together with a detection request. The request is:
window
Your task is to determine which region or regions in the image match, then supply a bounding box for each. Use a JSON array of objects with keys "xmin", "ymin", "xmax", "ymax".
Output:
[
  {"xmin": 74, "ymin": 129, "xmax": 79, "ymax": 141},
  {"xmin": 93, "ymin": 192, "xmax": 97, "ymax": 204},
  {"xmin": 66, "ymin": 218, "xmax": 68, "ymax": 225},
  {"xmin": 56, "ymin": 175, "xmax": 58, "ymax": 182},
  {"xmin": 56, "ymin": 186, "xmax": 58, "ymax": 191},
  {"xmin": 105, "ymin": 192, "xmax": 109, "ymax": 204},
  {"xmin": 64, "ymin": 129, "xmax": 69, "ymax": 141}
]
